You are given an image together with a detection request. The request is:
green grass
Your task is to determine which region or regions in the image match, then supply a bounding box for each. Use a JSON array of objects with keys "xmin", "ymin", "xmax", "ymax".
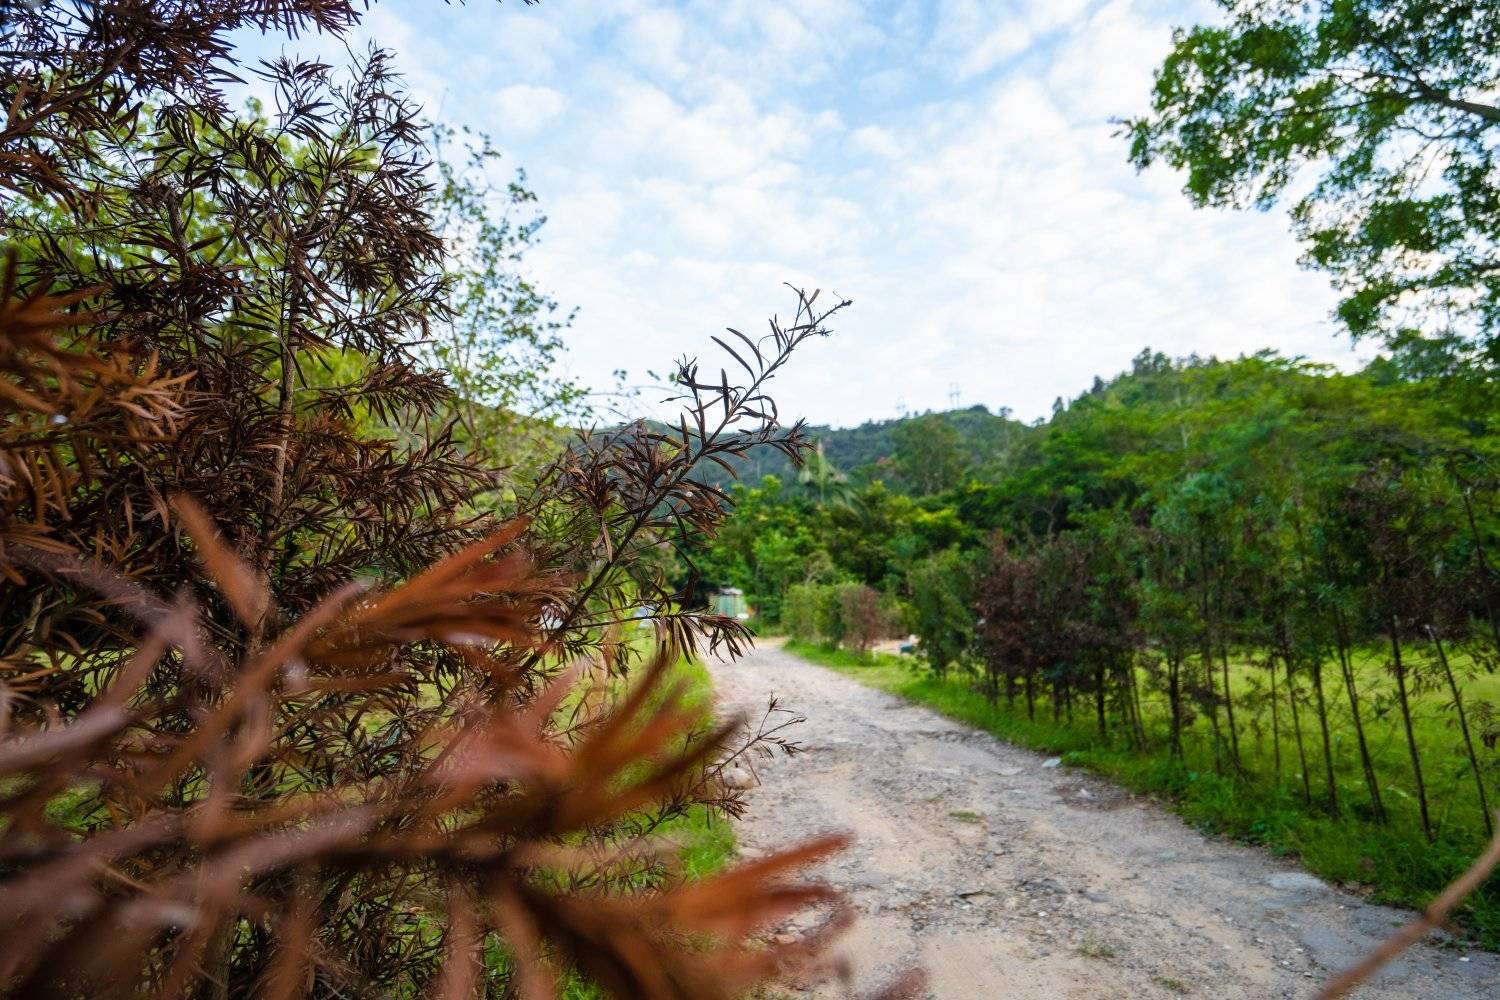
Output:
[
  {"xmin": 778, "ymin": 642, "xmax": 909, "ymax": 671},
  {"xmin": 527, "ymin": 653, "xmax": 740, "ymax": 999},
  {"xmin": 1075, "ymin": 934, "xmax": 1120, "ymax": 960},
  {"xmin": 643, "ymin": 652, "xmax": 739, "ymax": 881},
  {"xmin": 785, "ymin": 639, "xmax": 1500, "ymax": 949}
]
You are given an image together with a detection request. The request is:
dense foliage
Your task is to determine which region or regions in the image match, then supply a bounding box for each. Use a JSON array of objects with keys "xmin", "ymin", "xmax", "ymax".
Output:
[
  {"xmin": 1125, "ymin": 1, "xmax": 1500, "ymax": 380},
  {"xmin": 693, "ymin": 403, "xmax": 1029, "ymax": 493},
  {"xmin": 0, "ymin": 4, "xmax": 926, "ymax": 997}
]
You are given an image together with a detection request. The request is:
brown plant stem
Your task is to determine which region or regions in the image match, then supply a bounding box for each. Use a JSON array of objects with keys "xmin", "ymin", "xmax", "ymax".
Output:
[
  {"xmin": 1315, "ymin": 817, "xmax": 1500, "ymax": 1000},
  {"xmin": 1388, "ymin": 622, "xmax": 1433, "ymax": 841}
]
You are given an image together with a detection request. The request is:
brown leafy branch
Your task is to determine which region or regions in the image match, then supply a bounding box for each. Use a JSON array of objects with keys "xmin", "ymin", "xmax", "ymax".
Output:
[{"xmin": 0, "ymin": 501, "xmax": 871, "ymax": 998}]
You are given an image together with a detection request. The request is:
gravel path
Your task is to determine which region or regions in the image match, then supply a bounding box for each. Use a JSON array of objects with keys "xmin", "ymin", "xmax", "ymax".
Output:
[{"xmin": 709, "ymin": 641, "xmax": 1499, "ymax": 999}]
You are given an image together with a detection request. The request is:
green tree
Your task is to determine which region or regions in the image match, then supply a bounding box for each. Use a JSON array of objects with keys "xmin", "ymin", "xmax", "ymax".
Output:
[
  {"xmin": 907, "ymin": 547, "xmax": 978, "ymax": 677},
  {"xmin": 429, "ymin": 126, "xmax": 584, "ymax": 471},
  {"xmin": 891, "ymin": 413, "xmax": 967, "ymax": 495},
  {"xmin": 1126, "ymin": 2, "xmax": 1500, "ymax": 367},
  {"xmin": 699, "ymin": 476, "xmax": 831, "ymax": 622}
]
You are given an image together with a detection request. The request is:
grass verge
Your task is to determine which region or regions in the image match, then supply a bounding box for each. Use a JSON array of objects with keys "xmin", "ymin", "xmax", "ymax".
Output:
[
  {"xmin": 649, "ymin": 653, "xmax": 739, "ymax": 880},
  {"xmin": 551, "ymin": 653, "xmax": 739, "ymax": 998},
  {"xmin": 785, "ymin": 640, "xmax": 1500, "ymax": 949}
]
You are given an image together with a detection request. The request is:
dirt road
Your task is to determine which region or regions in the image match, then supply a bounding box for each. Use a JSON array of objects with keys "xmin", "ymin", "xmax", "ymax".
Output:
[{"xmin": 709, "ymin": 641, "xmax": 1499, "ymax": 999}]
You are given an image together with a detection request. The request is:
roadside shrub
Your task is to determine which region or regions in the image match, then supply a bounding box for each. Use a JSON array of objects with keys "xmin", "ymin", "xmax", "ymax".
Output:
[
  {"xmin": 907, "ymin": 547, "xmax": 979, "ymax": 677},
  {"xmin": 784, "ymin": 582, "xmax": 841, "ymax": 646},
  {"xmin": 784, "ymin": 583, "xmax": 822, "ymax": 643},
  {"xmin": 812, "ymin": 583, "xmax": 848, "ymax": 646},
  {"xmin": 839, "ymin": 583, "xmax": 890, "ymax": 655},
  {"xmin": 882, "ymin": 595, "xmax": 916, "ymax": 638},
  {"xmin": 783, "ymin": 583, "xmax": 891, "ymax": 655}
]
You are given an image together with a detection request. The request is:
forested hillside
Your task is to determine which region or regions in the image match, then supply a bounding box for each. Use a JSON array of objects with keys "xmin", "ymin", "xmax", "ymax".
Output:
[
  {"xmin": 697, "ymin": 403, "xmax": 1030, "ymax": 492},
  {"xmin": 704, "ymin": 346, "xmax": 1492, "ymax": 599},
  {"xmin": 703, "ymin": 346, "xmax": 1500, "ymax": 943}
]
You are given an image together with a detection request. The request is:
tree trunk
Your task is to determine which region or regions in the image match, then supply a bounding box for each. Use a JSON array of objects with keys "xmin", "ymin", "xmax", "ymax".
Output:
[
  {"xmin": 1198, "ymin": 547, "xmax": 1226, "ymax": 775},
  {"xmin": 1218, "ymin": 644, "xmax": 1244, "ymax": 774},
  {"xmin": 1199, "ymin": 643, "xmax": 1227, "ymax": 775},
  {"xmin": 1388, "ymin": 624, "xmax": 1433, "ymax": 841},
  {"xmin": 1309, "ymin": 655, "xmax": 1339, "ymax": 817},
  {"xmin": 1167, "ymin": 654, "xmax": 1183, "ymax": 760},
  {"xmin": 1268, "ymin": 657, "xmax": 1282, "ymax": 782},
  {"xmin": 1332, "ymin": 604, "xmax": 1385, "ymax": 822},
  {"xmin": 1094, "ymin": 664, "xmax": 1108, "ymax": 739},
  {"xmin": 1283, "ymin": 651, "xmax": 1313, "ymax": 806},
  {"xmin": 1127, "ymin": 659, "xmax": 1148, "ymax": 750},
  {"xmin": 1429, "ymin": 626, "xmax": 1493, "ymax": 838}
]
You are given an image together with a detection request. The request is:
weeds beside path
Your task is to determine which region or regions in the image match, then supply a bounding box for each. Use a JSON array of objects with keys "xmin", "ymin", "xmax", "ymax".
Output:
[
  {"xmin": 786, "ymin": 641, "xmax": 1500, "ymax": 947},
  {"xmin": 710, "ymin": 640, "xmax": 1498, "ymax": 999}
]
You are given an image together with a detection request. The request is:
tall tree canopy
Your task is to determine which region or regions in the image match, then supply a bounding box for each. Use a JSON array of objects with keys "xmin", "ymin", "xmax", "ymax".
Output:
[
  {"xmin": 1126, "ymin": 1, "xmax": 1500, "ymax": 369},
  {"xmin": 891, "ymin": 413, "xmax": 968, "ymax": 495}
]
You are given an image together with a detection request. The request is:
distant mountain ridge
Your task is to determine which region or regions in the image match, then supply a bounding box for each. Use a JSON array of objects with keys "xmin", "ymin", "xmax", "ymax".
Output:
[{"xmin": 703, "ymin": 404, "xmax": 1032, "ymax": 490}]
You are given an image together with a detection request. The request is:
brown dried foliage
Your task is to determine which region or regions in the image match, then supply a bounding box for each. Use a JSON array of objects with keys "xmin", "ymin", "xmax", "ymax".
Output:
[
  {"xmin": 0, "ymin": 499, "xmax": 858, "ymax": 998},
  {"xmin": 0, "ymin": 3, "xmax": 921, "ymax": 998},
  {"xmin": 3, "ymin": 7, "xmax": 497, "ymax": 682}
]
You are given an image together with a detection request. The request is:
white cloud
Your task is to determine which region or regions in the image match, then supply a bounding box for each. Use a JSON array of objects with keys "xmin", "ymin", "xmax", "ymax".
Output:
[
  {"xmin": 493, "ymin": 84, "xmax": 567, "ymax": 134},
  {"xmin": 264, "ymin": 0, "xmax": 1358, "ymax": 426},
  {"xmin": 931, "ymin": 0, "xmax": 1093, "ymax": 81},
  {"xmin": 1047, "ymin": 0, "xmax": 1168, "ymax": 118},
  {"xmin": 850, "ymin": 124, "xmax": 905, "ymax": 159},
  {"xmin": 621, "ymin": 8, "xmax": 689, "ymax": 79},
  {"xmin": 479, "ymin": 9, "xmax": 571, "ymax": 79}
]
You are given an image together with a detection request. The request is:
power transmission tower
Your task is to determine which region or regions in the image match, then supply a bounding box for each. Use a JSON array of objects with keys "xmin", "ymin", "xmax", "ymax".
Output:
[{"xmin": 948, "ymin": 383, "xmax": 961, "ymax": 409}]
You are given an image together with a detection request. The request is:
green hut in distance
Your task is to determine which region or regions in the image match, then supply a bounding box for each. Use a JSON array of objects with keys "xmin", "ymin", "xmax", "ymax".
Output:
[{"xmin": 710, "ymin": 587, "xmax": 750, "ymax": 621}]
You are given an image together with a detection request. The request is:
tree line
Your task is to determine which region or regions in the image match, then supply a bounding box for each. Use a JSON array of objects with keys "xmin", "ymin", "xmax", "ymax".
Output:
[{"xmin": 705, "ymin": 350, "xmax": 1500, "ymax": 937}]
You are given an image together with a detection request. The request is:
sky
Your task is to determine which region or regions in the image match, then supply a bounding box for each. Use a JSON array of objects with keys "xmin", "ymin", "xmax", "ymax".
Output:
[{"xmin": 243, "ymin": 0, "xmax": 1368, "ymax": 427}]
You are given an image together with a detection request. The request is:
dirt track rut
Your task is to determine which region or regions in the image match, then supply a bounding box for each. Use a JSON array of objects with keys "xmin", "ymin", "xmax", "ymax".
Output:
[{"xmin": 708, "ymin": 641, "xmax": 1499, "ymax": 999}]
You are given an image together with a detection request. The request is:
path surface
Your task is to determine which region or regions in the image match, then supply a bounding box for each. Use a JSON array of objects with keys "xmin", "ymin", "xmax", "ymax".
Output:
[{"xmin": 709, "ymin": 641, "xmax": 1499, "ymax": 999}]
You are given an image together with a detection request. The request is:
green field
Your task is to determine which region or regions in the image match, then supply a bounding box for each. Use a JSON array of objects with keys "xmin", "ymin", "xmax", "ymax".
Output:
[{"xmin": 785, "ymin": 640, "xmax": 1500, "ymax": 948}]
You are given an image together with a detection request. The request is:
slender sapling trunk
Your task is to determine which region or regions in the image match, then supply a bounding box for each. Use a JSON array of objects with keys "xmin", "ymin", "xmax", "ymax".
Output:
[
  {"xmin": 1428, "ymin": 626, "xmax": 1493, "ymax": 838},
  {"xmin": 1388, "ymin": 623, "xmax": 1433, "ymax": 841}
]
